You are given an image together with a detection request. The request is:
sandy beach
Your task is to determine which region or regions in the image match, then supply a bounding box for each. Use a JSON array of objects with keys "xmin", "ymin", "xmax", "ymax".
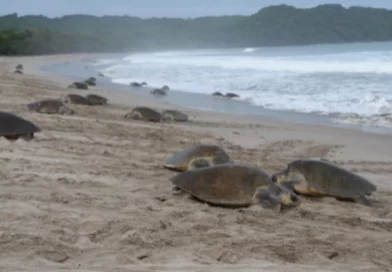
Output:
[{"xmin": 0, "ymin": 54, "xmax": 392, "ymax": 272}]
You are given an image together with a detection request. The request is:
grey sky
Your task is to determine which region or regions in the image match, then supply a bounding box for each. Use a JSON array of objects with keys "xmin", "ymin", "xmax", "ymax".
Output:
[{"xmin": 1, "ymin": 0, "xmax": 392, "ymax": 18}]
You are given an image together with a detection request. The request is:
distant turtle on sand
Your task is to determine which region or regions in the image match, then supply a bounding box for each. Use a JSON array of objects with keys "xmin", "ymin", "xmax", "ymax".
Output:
[
  {"xmin": 16, "ymin": 64, "xmax": 23, "ymax": 70},
  {"xmin": 124, "ymin": 106, "xmax": 162, "ymax": 122},
  {"xmin": 170, "ymin": 163, "xmax": 300, "ymax": 210},
  {"xmin": 164, "ymin": 144, "xmax": 231, "ymax": 172},
  {"xmin": 0, "ymin": 111, "xmax": 41, "ymax": 141},
  {"xmin": 68, "ymin": 81, "xmax": 88, "ymax": 90},
  {"xmin": 84, "ymin": 77, "xmax": 96, "ymax": 86},
  {"xmin": 27, "ymin": 99, "xmax": 74, "ymax": 115},
  {"xmin": 212, "ymin": 92, "xmax": 224, "ymax": 97},
  {"xmin": 13, "ymin": 69, "xmax": 23, "ymax": 74},
  {"xmin": 64, "ymin": 94, "xmax": 93, "ymax": 106},
  {"xmin": 225, "ymin": 93, "xmax": 239, "ymax": 98},
  {"xmin": 162, "ymin": 109, "xmax": 189, "ymax": 122},
  {"xmin": 150, "ymin": 88, "xmax": 167, "ymax": 97},
  {"xmin": 271, "ymin": 159, "xmax": 378, "ymax": 207},
  {"xmin": 130, "ymin": 82, "xmax": 146, "ymax": 87},
  {"xmin": 86, "ymin": 94, "xmax": 108, "ymax": 105}
]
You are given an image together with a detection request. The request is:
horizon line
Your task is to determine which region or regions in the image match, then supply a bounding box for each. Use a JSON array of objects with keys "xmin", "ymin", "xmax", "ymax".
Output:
[{"xmin": 0, "ymin": 3, "xmax": 386, "ymax": 20}]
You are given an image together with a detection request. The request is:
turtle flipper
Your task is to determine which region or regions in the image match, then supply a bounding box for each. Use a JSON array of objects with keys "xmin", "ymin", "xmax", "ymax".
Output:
[
  {"xmin": 335, "ymin": 195, "xmax": 382, "ymax": 208},
  {"xmin": 188, "ymin": 157, "xmax": 213, "ymax": 170},
  {"xmin": 172, "ymin": 186, "xmax": 186, "ymax": 196},
  {"xmin": 356, "ymin": 195, "xmax": 383, "ymax": 208},
  {"xmin": 20, "ymin": 133, "xmax": 34, "ymax": 141},
  {"xmin": 4, "ymin": 135, "xmax": 19, "ymax": 141}
]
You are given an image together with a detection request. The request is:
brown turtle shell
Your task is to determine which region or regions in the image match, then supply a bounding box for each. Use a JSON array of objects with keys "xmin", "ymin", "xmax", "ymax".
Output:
[{"xmin": 170, "ymin": 163, "xmax": 271, "ymax": 207}]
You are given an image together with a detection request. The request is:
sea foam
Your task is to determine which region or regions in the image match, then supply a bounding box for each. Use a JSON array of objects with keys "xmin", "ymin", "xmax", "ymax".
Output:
[{"xmin": 96, "ymin": 43, "xmax": 392, "ymax": 128}]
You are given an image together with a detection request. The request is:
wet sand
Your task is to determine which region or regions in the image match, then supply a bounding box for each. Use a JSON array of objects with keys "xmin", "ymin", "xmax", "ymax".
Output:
[{"xmin": 0, "ymin": 55, "xmax": 392, "ymax": 272}]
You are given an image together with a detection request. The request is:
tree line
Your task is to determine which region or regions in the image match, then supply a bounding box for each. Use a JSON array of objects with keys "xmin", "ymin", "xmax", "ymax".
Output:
[{"xmin": 1, "ymin": 4, "xmax": 392, "ymax": 55}]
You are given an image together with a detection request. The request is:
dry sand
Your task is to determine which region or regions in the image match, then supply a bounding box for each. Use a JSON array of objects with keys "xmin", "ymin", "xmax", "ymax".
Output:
[{"xmin": 0, "ymin": 55, "xmax": 392, "ymax": 272}]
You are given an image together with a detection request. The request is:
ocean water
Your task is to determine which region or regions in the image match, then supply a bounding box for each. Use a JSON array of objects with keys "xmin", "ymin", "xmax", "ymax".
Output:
[{"xmin": 93, "ymin": 42, "xmax": 392, "ymax": 129}]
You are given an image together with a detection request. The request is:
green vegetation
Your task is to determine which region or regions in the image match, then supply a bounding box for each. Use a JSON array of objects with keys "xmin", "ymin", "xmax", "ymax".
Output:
[{"xmin": 2, "ymin": 4, "xmax": 392, "ymax": 55}]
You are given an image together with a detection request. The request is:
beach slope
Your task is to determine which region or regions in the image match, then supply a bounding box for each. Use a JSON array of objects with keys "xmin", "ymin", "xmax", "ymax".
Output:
[{"xmin": 0, "ymin": 55, "xmax": 391, "ymax": 272}]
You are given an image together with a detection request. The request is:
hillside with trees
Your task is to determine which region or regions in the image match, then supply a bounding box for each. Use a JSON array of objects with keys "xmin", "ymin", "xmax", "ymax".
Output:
[{"xmin": 1, "ymin": 4, "xmax": 392, "ymax": 55}]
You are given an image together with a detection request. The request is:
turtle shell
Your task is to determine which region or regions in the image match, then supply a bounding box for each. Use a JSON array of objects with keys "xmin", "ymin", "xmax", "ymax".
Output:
[
  {"xmin": 164, "ymin": 144, "xmax": 231, "ymax": 172},
  {"xmin": 0, "ymin": 111, "xmax": 41, "ymax": 136},
  {"xmin": 86, "ymin": 94, "xmax": 108, "ymax": 105},
  {"xmin": 65, "ymin": 94, "xmax": 92, "ymax": 105},
  {"xmin": 170, "ymin": 163, "xmax": 271, "ymax": 207},
  {"xmin": 28, "ymin": 99, "xmax": 64, "ymax": 113},
  {"xmin": 130, "ymin": 107, "xmax": 162, "ymax": 122},
  {"xmin": 68, "ymin": 82, "xmax": 88, "ymax": 90},
  {"xmin": 287, "ymin": 159, "xmax": 376, "ymax": 199},
  {"xmin": 162, "ymin": 109, "xmax": 189, "ymax": 122},
  {"xmin": 151, "ymin": 89, "xmax": 166, "ymax": 96}
]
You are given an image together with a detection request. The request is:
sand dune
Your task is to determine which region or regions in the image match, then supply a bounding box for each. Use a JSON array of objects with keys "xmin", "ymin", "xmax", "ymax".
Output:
[{"xmin": 0, "ymin": 56, "xmax": 391, "ymax": 272}]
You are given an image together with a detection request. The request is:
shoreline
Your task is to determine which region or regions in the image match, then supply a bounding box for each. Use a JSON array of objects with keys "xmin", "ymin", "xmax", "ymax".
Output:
[
  {"xmin": 0, "ymin": 53, "xmax": 392, "ymax": 271},
  {"xmin": 39, "ymin": 53, "xmax": 392, "ymax": 136}
]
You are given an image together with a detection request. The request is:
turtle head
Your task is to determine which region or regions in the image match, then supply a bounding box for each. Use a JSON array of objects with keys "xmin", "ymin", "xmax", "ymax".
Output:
[
  {"xmin": 273, "ymin": 183, "xmax": 301, "ymax": 209},
  {"xmin": 63, "ymin": 96, "xmax": 71, "ymax": 104},
  {"xmin": 59, "ymin": 106, "xmax": 75, "ymax": 115},
  {"xmin": 126, "ymin": 110, "xmax": 142, "ymax": 120},
  {"xmin": 254, "ymin": 182, "xmax": 301, "ymax": 211},
  {"xmin": 162, "ymin": 112, "xmax": 175, "ymax": 122}
]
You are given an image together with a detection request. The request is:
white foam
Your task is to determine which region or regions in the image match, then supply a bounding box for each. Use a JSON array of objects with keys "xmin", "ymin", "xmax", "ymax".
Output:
[
  {"xmin": 100, "ymin": 43, "xmax": 392, "ymax": 128},
  {"xmin": 93, "ymin": 58, "xmax": 119, "ymax": 66},
  {"xmin": 121, "ymin": 48, "xmax": 392, "ymax": 74},
  {"xmin": 243, "ymin": 47, "xmax": 256, "ymax": 53},
  {"xmin": 331, "ymin": 113, "xmax": 392, "ymax": 129}
]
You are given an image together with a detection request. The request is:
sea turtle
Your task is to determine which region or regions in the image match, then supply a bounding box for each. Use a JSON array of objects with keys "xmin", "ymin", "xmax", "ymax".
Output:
[
  {"xmin": 162, "ymin": 109, "xmax": 189, "ymax": 122},
  {"xmin": 84, "ymin": 77, "xmax": 96, "ymax": 86},
  {"xmin": 150, "ymin": 88, "xmax": 166, "ymax": 96},
  {"xmin": 161, "ymin": 85, "xmax": 170, "ymax": 91},
  {"xmin": 130, "ymin": 82, "xmax": 143, "ymax": 87},
  {"xmin": 271, "ymin": 159, "xmax": 378, "ymax": 206},
  {"xmin": 164, "ymin": 144, "xmax": 231, "ymax": 172},
  {"xmin": 16, "ymin": 64, "xmax": 23, "ymax": 70},
  {"xmin": 0, "ymin": 111, "xmax": 41, "ymax": 141},
  {"xmin": 212, "ymin": 92, "xmax": 224, "ymax": 97},
  {"xmin": 170, "ymin": 163, "xmax": 300, "ymax": 210},
  {"xmin": 124, "ymin": 106, "xmax": 162, "ymax": 122},
  {"xmin": 86, "ymin": 94, "xmax": 108, "ymax": 105},
  {"xmin": 225, "ymin": 93, "xmax": 239, "ymax": 98},
  {"xmin": 64, "ymin": 94, "xmax": 93, "ymax": 106},
  {"xmin": 27, "ymin": 99, "xmax": 74, "ymax": 115},
  {"xmin": 68, "ymin": 81, "xmax": 88, "ymax": 90}
]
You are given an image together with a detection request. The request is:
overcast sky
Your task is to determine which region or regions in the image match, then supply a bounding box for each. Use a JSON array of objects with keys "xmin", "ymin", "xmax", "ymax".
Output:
[{"xmin": 1, "ymin": 0, "xmax": 392, "ymax": 18}]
